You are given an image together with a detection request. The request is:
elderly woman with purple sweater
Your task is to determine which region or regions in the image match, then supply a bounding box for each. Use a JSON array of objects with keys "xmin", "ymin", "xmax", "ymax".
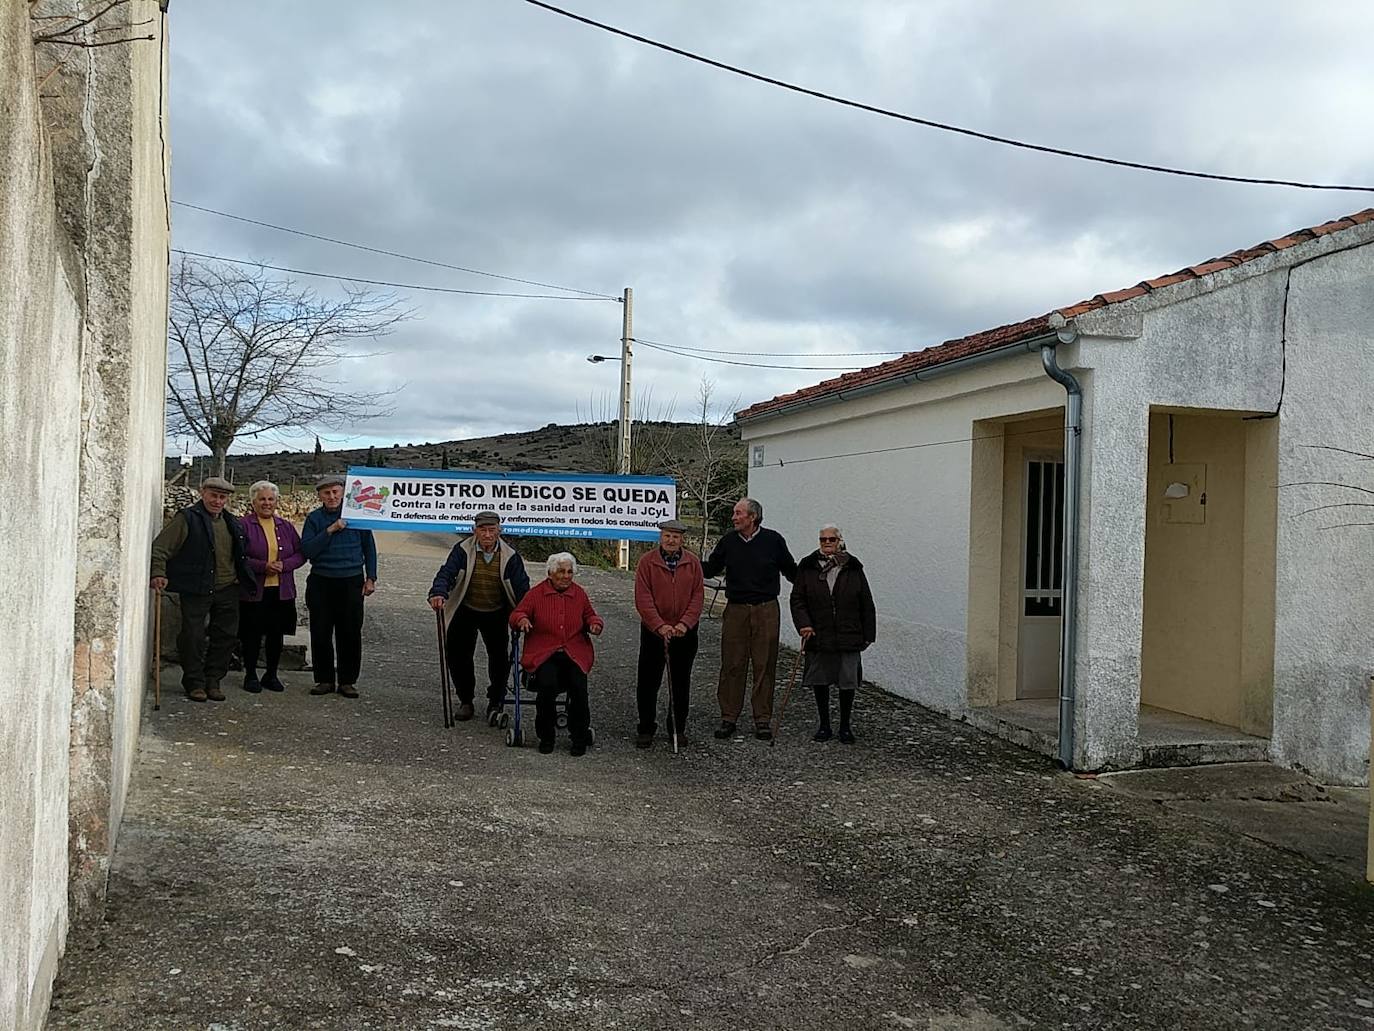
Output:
[{"xmin": 238, "ymin": 480, "xmax": 304, "ymax": 693}]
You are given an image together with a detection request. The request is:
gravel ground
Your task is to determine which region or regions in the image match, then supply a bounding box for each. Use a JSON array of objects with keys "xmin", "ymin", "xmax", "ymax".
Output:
[{"xmin": 47, "ymin": 534, "xmax": 1374, "ymax": 1030}]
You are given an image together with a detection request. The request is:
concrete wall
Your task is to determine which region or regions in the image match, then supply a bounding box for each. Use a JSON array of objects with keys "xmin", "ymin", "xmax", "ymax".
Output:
[
  {"xmin": 0, "ymin": 4, "xmax": 169, "ymax": 1028},
  {"xmin": 1269, "ymin": 242, "xmax": 1374, "ymax": 785},
  {"xmin": 0, "ymin": 8, "xmax": 85, "ymax": 1027},
  {"xmin": 743, "ymin": 220, "xmax": 1373, "ymax": 783}
]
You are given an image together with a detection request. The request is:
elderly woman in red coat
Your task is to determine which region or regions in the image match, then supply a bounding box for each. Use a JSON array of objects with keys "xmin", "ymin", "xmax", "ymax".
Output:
[{"xmin": 510, "ymin": 552, "xmax": 604, "ymax": 756}]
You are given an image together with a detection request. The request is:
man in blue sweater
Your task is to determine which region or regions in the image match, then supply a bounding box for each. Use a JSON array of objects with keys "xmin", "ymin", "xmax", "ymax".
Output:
[
  {"xmin": 701, "ymin": 497, "xmax": 797, "ymax": 740},
  {"xmin": 301, "ymin": 474, "xmax": 378, "ymax": 698}
]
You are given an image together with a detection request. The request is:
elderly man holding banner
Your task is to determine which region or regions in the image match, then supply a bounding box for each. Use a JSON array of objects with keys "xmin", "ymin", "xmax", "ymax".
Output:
[{"xmin": 428, "ymin": 511, "xmax": 530, "ymax": 721}]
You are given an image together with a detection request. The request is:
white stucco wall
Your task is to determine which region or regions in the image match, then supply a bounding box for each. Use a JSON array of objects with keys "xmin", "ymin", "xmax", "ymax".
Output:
[
  {"xmin": 0, "ymin": 6, "xmax": 84, "ymax": 1027},
  {"xmin": 743, "ymin": 221, "xmax": 1372, "ymax": 783},
  {"xmin": 1269, "ymin": 243, "xmax": 1374, "ymax": 785},
  {"xmin": 744, "ymin": 357, "xmax": 1065, "ymax": 715},
  {"xmin": 1, "ymin": 4, "xmax": 170, "ymax": 1027}
]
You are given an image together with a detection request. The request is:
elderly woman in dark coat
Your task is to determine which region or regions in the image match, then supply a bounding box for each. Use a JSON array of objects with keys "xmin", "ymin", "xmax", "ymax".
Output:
[
  {"xmin": 789, "ymin": 523, "xmax": 876, "ymax": 743},
  {"xmin": 238, "ymin": 480, "xmax": 305, "ymax": 694}
]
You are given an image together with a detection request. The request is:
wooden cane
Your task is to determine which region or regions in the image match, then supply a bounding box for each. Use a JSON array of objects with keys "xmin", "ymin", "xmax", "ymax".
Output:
[
  {"xmin": 770, "ymin": 637, "xmax": 806, "ymax": 747},
  {"xmin": 152, "ymin": 586, "xmax": 162, "ymax": 711},
  {"xmin": 435, "ymin": 607, "xmax": 452, "ymax": 729},
  {"xmin": 663, "ymin": 636, "xmax": 679, "ymax": 755}
]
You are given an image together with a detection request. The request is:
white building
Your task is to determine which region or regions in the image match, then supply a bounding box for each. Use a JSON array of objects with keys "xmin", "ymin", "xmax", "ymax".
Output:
[{"xmin": 737, "ymin": 210, "xmax": 1374, "ymax": 786}]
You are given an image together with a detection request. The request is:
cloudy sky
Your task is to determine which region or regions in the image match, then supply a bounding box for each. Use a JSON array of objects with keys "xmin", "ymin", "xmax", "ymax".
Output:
[{"xmin": 168, "ymin": 0, "xmax": 1374, "ymax": 456}]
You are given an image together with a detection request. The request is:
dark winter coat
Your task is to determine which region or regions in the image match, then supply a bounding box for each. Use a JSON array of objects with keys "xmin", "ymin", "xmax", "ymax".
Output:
[
  {"xmin": 788, "ymin": 551, "xmax": 876, "ymax": 653},
  {"xmin": 158, "ymin": 502, "xmax": 255, "ymax": 596}
]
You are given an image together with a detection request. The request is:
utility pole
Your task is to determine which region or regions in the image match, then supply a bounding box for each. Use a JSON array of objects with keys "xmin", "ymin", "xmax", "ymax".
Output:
[{"xmin": 617, "ymin": 286, "xmax": 634, "ymax": 570}]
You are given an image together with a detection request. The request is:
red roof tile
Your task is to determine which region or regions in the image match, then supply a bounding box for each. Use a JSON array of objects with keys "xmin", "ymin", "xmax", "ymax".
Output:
[{"xmin": 737, "ymin": 207, "xmax": 1374, "ymax": 422}]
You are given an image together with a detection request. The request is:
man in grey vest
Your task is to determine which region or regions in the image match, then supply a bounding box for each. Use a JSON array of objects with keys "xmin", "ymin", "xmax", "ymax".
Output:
[
  {"xmin": 428, "ymin": 512, "xmax": 531, "ymax": 720},
  {"xmin": 150, "ymin": 476, "xmax": 254, "ymax": 702}
]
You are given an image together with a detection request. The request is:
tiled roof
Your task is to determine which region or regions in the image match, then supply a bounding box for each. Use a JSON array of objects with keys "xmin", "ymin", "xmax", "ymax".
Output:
[{"xmin": 736, "ymin": 208, "xmax": 1374, "ymax": 423}]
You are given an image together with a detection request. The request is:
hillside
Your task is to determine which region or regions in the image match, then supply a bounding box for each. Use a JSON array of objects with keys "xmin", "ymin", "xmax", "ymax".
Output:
[{"xmin": 166, "ymin": 420, "xmax": 747, "ymax": 501}]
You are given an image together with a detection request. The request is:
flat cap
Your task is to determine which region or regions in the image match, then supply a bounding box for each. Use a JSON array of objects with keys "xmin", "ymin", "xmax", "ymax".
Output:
[
  {"xmin": 315, "ymin": 474, "xmax": 346, "ymax": 490},
  {"xmin": 658, "ymin": 518, "xmax": 688, "ymax": 532},
  {"xmin": 200, "ymin": 476, "xmax": 234, "ymax": 492},
  {"xmin": 473, "ymin": 511, "xmax": 501, "ymax": 527}
]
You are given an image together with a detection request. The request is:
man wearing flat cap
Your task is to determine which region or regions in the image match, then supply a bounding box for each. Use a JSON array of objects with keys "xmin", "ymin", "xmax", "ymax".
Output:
[
  {"xmin": 428, "ymin": 511, "xmax": 530, "ymax": 721},
  {"xmin": 150, "ymin": 476, "xmax": 254, "ymax": 702},
  {"xmin": 301, "ymin": 474, "xmax": 378, "ymax": 698},
  {"xmin": 632, "ymin": 518, "xmax": 705, "ymax": 747}
]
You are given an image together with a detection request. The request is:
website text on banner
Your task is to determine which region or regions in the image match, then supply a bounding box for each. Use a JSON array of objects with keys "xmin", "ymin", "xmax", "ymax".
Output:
[{"xmin": 340, "ymin": 467, "xmax": 677, "ymax": 541}]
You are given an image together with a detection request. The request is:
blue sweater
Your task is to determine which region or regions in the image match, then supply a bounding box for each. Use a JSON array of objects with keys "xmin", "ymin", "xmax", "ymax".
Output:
[{"xmin": 301, "ymin": 507, "xmax": 378, "ymax": 580}]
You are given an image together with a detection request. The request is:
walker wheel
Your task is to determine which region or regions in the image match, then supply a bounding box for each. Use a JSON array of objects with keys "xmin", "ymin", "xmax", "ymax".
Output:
[
  {"xmin": 487, "ymin": 711, "xmax": 500, "ymax": 727},
  {"xmin": 586, "ymin": 727, "xmax": 595, "ymax": 748},
  {"xmin": 556, "ymin": 712, "xmax": 569, "ymax": 729},
  {"xmin": 499, "ymin": 712, "xmax": 511, "ymax": 729},
  {"xmin": 505, "ymin": 728, "xmax": 517, "ymax": 747},
  {"xmin": 514, "ymin": 729, "xmax": 525, "ymax": 747}
]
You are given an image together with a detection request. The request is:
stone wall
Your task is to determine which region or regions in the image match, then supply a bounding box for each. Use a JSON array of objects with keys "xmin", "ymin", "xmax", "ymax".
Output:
[{"xmin": 0, "ymin": 4, "xmax": 169, "ymax": 1028}]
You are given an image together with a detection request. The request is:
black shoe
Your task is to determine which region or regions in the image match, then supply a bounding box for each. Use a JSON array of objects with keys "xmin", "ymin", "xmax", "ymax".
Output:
[
  {"xmin": 242, "ymin": 674, "xmax": 262, "ymax": 694},
  {"xmin": 310, "ymin": 682, "xmax": 335, "ymax": 696},
  {"xmin": 455, "ymin": 702, "xmax": 475, "ymax": 721},
  {"xmin": 261, "ymin": 674, "xmax": 285, "ymax": 693},
  {"xmin": 538, "ymin": 739, "xmax": 555, "ymax": 755},
  {"xmin": 713, "ymin": 721, "xmax": 737, "ymax": 740},
  {"xmin": 813, "ymin": 726, "xmax": 833, "ymax": 742},
  {"xmin": 338, "ymin": 683, "xmax": 359, "ymax": 699},
  {"xmin": 754, "ymin": 728, "xmax": 773, "ymax": 742},
  {"xmin": 838, "ymin": 727, "xmax": 855, "ymax": 744},
  {"xmin": 635, "ymin": 731, "xmax": 653, "ymax": 749},
  {"xmin": 570, "ymin": 741, "xmax": 587, "ymax": 757}
]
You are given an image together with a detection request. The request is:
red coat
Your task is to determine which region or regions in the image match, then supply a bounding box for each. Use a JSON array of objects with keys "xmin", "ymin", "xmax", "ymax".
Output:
[
  {"xmin": 509, "ymin": 579, "xmax": 604, "ymax": 674},
  {"xmin": 634, "ymin": 548, "xmax": 704, "ymax": 632}
]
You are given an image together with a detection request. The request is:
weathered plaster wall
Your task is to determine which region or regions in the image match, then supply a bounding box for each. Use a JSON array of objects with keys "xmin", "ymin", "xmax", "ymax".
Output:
[
  {"xmin": 1, "ymin": 3, "xmax": 169, "ymax": 1027},
  {"xmin": 1269, "ymin": 242, "xmax": 1374, "ymax": 785},
  {"xmin": 0, "ymin": 7, "xmax": 84, "ymax": 1028},
  {"xmin": 64, "ymin": 0, "xmax": 170, "ymax": 925}
]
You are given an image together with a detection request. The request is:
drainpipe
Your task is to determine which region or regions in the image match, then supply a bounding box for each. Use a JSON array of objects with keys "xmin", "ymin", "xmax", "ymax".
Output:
[{"xmin": 1041, "ymin": 313, "xmax": 1081, "ymax": 770}]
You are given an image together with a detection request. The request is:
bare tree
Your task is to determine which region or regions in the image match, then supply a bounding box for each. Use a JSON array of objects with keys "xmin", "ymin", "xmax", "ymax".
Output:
[
  {"xmin": 575, "ymin": 385, "xmax": 677, "ymax": 475},
  {"xmin": 167, "ymin": 255, "xmax": 411, "ymax": 476},
  {"xmin": 660, "ymin": 376, "xmax": 747, "ymax": 553}
]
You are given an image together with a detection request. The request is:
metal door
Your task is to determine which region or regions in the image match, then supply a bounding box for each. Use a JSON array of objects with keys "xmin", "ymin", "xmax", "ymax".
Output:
[{"xmin": 1017, "ymin": 454, "xmax": 1065, "ymax": 699}]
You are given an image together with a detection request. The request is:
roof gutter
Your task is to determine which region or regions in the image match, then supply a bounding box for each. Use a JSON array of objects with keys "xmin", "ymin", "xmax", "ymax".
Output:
[
  {"xmin": 1041, "ymin": 313, "xmax": 1082, "ymax": 771},
  {"xmin": 736, "ymin": 330, "xmax": 1062, "ymax": 427}
]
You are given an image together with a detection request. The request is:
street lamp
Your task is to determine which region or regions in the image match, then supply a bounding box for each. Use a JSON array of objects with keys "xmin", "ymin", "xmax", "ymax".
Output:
[{"xmin": 587, "ymin": 288, "xmax": 633, "ymax": 569}]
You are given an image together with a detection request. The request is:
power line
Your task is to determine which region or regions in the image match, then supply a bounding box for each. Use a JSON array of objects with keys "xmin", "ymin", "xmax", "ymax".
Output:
[
  {"xmin": 173, "ymin": 200, "xmax": 621, "ymax": 300},
  {"xmin": 522, "ymin": 0, "xmax": 1374, "ymax": 195},
  {"xmin": 634, "ymin": 336, "xmax": 906, "ymax": 358},
  {"xmin": 636, "ymin": 338, "xmax": 860, "ymax": 371},
  {"xmin": 172, "ymin": 249, "xmax": 618, "ymax": 301}
]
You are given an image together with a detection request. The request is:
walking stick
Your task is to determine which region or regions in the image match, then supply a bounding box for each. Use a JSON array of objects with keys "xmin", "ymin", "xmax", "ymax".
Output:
[
  {"xmin": 435, "ymin": 608, "xmax": 452, "ymax": 729},
  {"xmin": 663, "ymin": 636, "xmax": 679, "ymax": 755},
  {"xmin": 152, "ymin": 586, "xmax": 162, "ymax": 711},
  {"xmin": 770, "ymin": 637, "xmax": 806, "ymax": 748}
]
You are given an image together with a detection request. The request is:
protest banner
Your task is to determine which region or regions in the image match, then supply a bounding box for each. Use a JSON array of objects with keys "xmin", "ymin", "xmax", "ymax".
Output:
[{"xmin": 339, "ymin": 467, "xmax": 677, "ymax": 541}]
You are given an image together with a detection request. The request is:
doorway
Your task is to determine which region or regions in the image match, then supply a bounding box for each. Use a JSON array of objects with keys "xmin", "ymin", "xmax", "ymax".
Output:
[{"xmin": 1017, "ymin": 453, "xmax": 1064, "ymax": 699}]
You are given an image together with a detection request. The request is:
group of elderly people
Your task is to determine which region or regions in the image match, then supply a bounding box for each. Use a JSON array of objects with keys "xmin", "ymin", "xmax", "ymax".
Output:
[
  {"xmin": 153, "ymin": 475, "xmax": 877, "ymax": 754},
  {"xmin": 151, "ymin": 474, "xmax": 375, "ymax": 702},
  {"xmin": 426, "ymin": 496, "xmax": 876, "ymax": 755}
]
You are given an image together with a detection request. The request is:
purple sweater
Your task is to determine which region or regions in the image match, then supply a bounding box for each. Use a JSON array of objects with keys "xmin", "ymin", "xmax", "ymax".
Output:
[{"xmin": 240, "ymin": 515, "xmax": 305, "ymax": 602}]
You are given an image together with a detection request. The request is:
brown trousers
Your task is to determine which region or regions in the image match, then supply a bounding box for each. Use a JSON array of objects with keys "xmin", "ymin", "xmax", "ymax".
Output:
[{"xmin": 717, "ymin": 599, "xmax": 781, "ymax": 726}]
